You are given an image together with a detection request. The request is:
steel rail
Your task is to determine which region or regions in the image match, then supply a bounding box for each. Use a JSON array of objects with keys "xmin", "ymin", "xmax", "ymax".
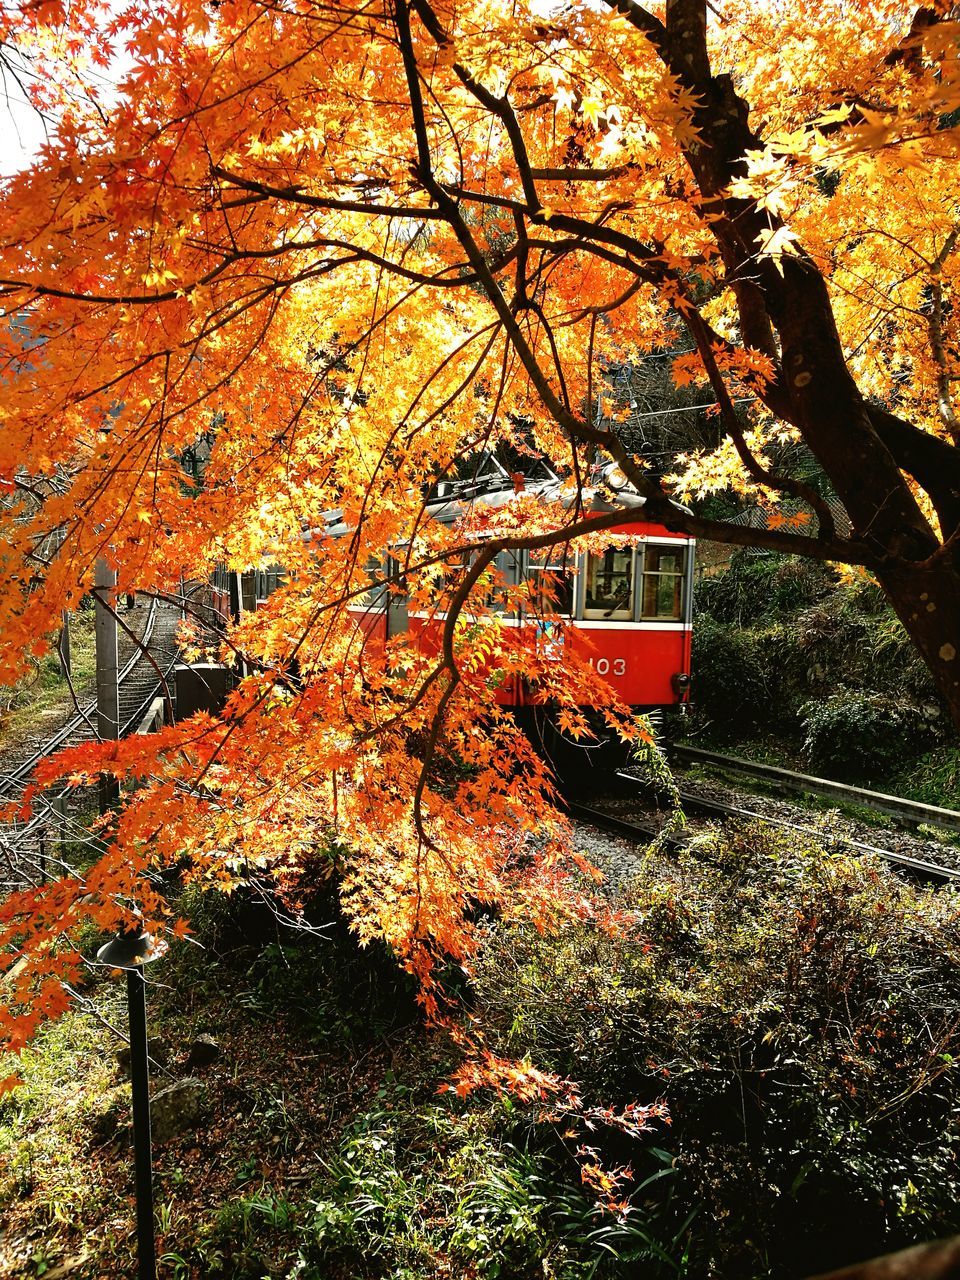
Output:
[
  {"xmin": 567, "ymin": 799, "xmax": 683, "ymax": 852},
  {"xmin": 668, "ymin": 744, "xmax": 960, "ymax": 837},
  {"xmin": 117, "ymin": 632, "xmax": 180, "ymax": 736},
  {"xmin": 583, "ymin": 772, "xmax": 960, "ymax": 887},
  {"xmin": 673, "ymin": 789, "xmax": 960, "ymax": 886},
  {"xmin": 572, "ymin": 787, "xmax": 960, "ymax": 886}
]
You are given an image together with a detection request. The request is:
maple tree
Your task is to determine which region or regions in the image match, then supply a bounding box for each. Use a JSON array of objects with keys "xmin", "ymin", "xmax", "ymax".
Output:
[{"xmin": 1, "ymin": 0, "xmax": 960, "ymax": 1067}]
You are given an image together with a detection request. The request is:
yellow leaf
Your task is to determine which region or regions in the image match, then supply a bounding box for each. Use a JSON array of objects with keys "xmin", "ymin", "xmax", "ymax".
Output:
[
  {"xmin": 756, "ymin": 225, "xmax": 800, "ymax": 275},
  {"xmin": 581, "ymin": 95, "xmax": 604, "ymax": 130}
]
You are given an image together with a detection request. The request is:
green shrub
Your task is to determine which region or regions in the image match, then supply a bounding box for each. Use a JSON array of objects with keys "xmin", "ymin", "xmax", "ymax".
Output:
[
  {"xmin": 690, "ymin": 616, "xmax": 769, "ymax": 725},
  {"xmin": 695, "ymin": 552, "xmax": 832, "ymax": 627},
  {"xmin": 800, "ymin": 690, "xmax": 943, "ymax": 779},
  {"xmin": 163, "ymin": 882, "xmax": 418, "ymax": 1046},
  {"xmin": 694, "ymin": 551, "xmax": 945, "ymax": 709},
  {"xmin": 471, "ymin": 826, "xmax": 960, "ymax": 1278},
  {"xmin": 691, "ymin": 614, "xmax": 816, "ymax": 731},
  {"xmin": 794, "ymin": 593, "xmax": 938, "ymax": 704},
  {"xmin": 688, "ymin": 552, "xmax": 953, "ymax": 777}
]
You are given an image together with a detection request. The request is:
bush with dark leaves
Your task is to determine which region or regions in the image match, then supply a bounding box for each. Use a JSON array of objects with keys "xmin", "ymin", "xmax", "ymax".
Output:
[
  {"xmin": 801, "ymin": 690, "xmax": 943, "ymax": 780},
  {"xmin": 472, "ymin": 825, "xmax": 960, "ymax": 1277}
]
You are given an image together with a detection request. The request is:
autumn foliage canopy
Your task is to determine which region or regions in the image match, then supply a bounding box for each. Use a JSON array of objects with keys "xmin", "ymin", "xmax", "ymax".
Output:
[{"xmin": 1, "ymin": 0, "xmax": 960, "ymax": 1064}]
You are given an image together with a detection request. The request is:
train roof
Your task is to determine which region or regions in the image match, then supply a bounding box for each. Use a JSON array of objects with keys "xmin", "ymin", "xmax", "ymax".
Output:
[
  {"xmin": 426, "ymin": 462, "xmax": 692, "ymax": 528},
  {"xmin": 305, "ymin": 457, "xmax": 692, "ymax": 542}
]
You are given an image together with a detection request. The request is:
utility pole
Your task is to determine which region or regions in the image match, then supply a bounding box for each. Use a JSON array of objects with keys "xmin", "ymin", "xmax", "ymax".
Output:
[
  {"xmin": 94, "ymin": 558, "xmax": 119, "ymax": 809},
  {"xmin": 93, "ymin": 566, "xmax": 162, "ymax": 1280}
]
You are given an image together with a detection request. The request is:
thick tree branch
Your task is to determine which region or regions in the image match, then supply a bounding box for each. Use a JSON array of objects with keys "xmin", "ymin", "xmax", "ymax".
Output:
[
  {"xmin": 683, "ymin": 307, "xmax": 836, "ymax": 540},
  {"xmin": 866, "ymin": 405, "xmax": 960, "ymax": 535},
  {"xmin": 210, "ymin": 165, "xmax": 447, "ymax": 220},
  {"xmin": 807, "ymin": 1234, "xmax": 960, "ymax": 1280},
  {"xmin": 604, "ymin": 0, "xmax": 941, "ymax": 566}
]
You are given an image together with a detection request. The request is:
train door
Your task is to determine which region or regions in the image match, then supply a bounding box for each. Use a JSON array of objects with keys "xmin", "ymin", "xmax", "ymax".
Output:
[
  {"xmin": 524, "ymin": 547, "xmax": 574, "ymax": 661},
  {"xmin": 384, "ymin": 556, "xmax": 408, "ymax": 639}
]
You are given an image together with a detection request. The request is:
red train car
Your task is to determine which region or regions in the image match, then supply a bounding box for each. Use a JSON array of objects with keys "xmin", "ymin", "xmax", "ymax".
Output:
[
  {"xmin": 220, "ymin": 460, "xmax": 693, "ymax": 777},
  {"xmin": 349, "ymin": 462, "xmax": 694, "ymax": 716}
]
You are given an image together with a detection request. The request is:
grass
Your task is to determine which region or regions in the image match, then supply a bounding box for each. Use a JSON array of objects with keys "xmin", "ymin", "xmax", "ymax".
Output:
[
  {"xmin": 0, "ymin": 608, "xmax": 98, "ymax": 759},
  {"xmin": 0, "ymin": 988, "xmax": 130, "ymax": 1275},
  {"xmin": 888, "ymin": 745, "xmax": 960, "ymax": 811},
  {"xmin": 664, "ymin": 714, "xmax": 805, "ymax": 772},
  {"xmin": 0, "ymin": 888, "xmax": 654, "ymax": 1280}
]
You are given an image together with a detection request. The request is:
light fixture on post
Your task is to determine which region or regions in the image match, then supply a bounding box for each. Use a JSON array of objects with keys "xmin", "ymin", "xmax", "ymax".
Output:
[{"xmin": 96, "ymin": 926, "xmax": 168, "ymax": 1280}]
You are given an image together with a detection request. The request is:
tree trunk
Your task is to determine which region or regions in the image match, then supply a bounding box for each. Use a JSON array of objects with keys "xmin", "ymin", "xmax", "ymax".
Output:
[
  {"xmin": 806, "ymin": 1235, "xmax": 960, "ymax": 1280},
  {"xmin": 643, "ymin": 1, "xmax": 960, "ymax": 725},
  {"xmin": 876, "ymin": 557, "xmax": 960, "ymax": 723}
]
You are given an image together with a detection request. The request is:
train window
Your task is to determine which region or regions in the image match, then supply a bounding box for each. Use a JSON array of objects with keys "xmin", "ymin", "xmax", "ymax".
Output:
[
  {"xmin": 263, "ymin": 564, "xmax": 286, "ymax": 596},
  {"xmin": 465, "ymin": 550, "xmax": 521, "ymax": 614},
  {"xmin": 641, "ymin": 545, "xmax": 686, "ymax": 620},
  {"xmin": 240, "ymin": 570, "xmax": 258, "ymax": 612},
  {"xmin": 584, "ymin": 548, "xmax": 634, "ymax": 619},
  {"xmin": 526, "ymin": 551, "xmax": 573, "ymax": 615},
  {"xmin": 431, "ymin": 556, "xmax": 468, "ymax": 606}
]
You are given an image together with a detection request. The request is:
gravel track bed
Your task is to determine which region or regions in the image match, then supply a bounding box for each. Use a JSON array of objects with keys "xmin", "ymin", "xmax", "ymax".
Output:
[{"xmin": 570, "ymin": 818, "xmax": 658, "ymax": 891}]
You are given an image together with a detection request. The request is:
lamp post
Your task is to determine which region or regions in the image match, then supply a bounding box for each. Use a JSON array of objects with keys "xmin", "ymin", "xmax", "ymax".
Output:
[{"xmin": 96, "ymin": 928, "xmax": 167, "ymax": 1280}]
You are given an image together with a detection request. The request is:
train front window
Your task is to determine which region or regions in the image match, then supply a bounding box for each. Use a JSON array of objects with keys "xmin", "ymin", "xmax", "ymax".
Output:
[
  {"xmin": 584, "ymin": 548, "xmax": 634, "ymax": 619},
  {"xmin": 641, "ymin": 545, "xmax": 686, "ymax": 620},
  {"xmin": 527, "ymin": 551, "xmax": 573, "ymax": 616}
]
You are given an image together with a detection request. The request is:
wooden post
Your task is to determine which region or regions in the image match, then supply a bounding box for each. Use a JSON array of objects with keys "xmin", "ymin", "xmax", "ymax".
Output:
[
  {"xmin": 127, "ymin": 965, "xmax": 157, "ymax": 1280},
  {"xmin": 94, "ymin": 559, "xmax": 119, "ymax": 809},
  {"xmin": 57, "ymin": 611, "xmax": 71, "ymax": 679}
]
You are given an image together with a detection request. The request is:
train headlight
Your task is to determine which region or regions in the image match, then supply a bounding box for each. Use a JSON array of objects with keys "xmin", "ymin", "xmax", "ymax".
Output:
[
  {"xmin": 602, "ymin": 463, "xmax": 629, "ymax": 491},
  {"xmin": 672, "ymin": 672, "xmax": 692, "ymax": 695}
]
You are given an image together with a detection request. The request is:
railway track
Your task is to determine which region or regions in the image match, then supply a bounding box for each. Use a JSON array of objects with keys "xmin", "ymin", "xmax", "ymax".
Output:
[
  {"xmin": 1, "ymin": 598, "xmax": 160, "ymax": 791},
  {"xmin": 566, "ymin": 797, "xmax": 682, "ymax": 854},
  {"xmin": 0, "ymin": 596, "xmax": 182, "ymax": 890},
  {"xmin": 569, "ymin": 772, "xmax": 960, "ymax": 887},
  {"xmin": 668, "ymin": 743, "xmax": 960, "ymax": 837}
]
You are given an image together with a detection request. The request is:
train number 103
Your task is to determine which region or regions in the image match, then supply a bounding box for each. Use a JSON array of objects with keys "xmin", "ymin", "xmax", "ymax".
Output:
[{"xmin": 587, "ymin": 657, "xmax": 627, "ymax": 677}]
